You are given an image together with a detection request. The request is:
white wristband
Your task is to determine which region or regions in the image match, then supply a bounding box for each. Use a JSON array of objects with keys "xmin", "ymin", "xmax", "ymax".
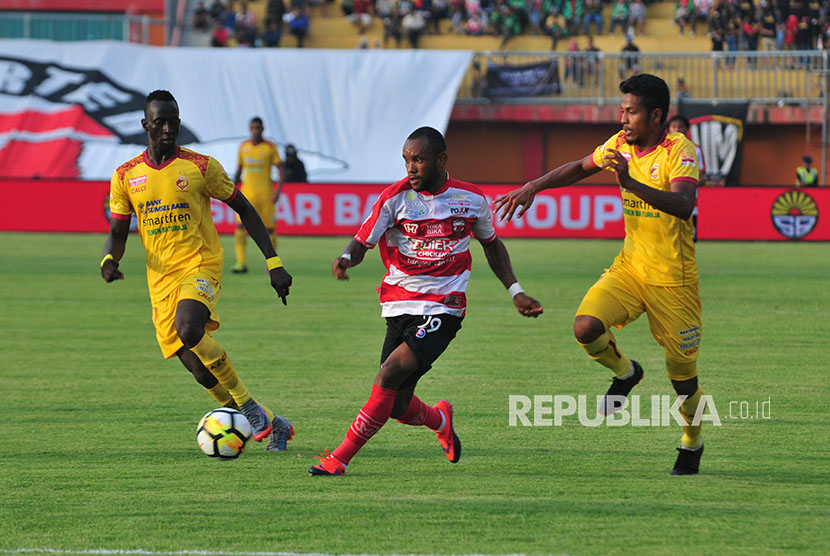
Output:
[
  {"xmin": 340, "ymin": 252, "xmax": 352, "ymax": 261},
  {"xmin": 508, "ymin": 282, "xmax": 524, "ymax": 298}
]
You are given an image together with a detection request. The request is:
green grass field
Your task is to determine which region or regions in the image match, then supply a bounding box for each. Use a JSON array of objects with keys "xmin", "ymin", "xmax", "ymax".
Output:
[{"xmin": 1, "ymin": 233, "xmax": 828, "ymax": 556}]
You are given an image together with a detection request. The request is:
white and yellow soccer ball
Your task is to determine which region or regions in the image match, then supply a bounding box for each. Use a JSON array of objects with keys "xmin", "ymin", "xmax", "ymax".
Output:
[{"xmin": 196, "ymin": 408, "xmax": 253, "ymax": 459}]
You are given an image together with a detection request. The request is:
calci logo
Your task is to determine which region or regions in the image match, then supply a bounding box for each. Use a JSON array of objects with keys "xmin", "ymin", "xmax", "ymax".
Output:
[
  {"xmin": 771, "ymin": 190, "xmax": 819, "ymax": 240},
  {"xmin": 688, "ymin": 114, "xmax": 743, "ymax": 183}
]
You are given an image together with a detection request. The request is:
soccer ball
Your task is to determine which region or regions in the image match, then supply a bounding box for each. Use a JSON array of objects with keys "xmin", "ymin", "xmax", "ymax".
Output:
[{"xmin": 196, "ymin": 408, "xmax": 253, "ymax": 459}]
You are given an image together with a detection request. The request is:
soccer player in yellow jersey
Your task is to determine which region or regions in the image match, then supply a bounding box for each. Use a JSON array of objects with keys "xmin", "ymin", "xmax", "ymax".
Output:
[
  {"xmin": 495, "ymin": 74, "xmax": 707, "ymax": 475},
  {"xmin": 100, "ymin": 90, "xmax": 295, "ymax": 452},
  {"xmin": 231, "ymin": 117, "xmax": 285, "ymax": 273}
]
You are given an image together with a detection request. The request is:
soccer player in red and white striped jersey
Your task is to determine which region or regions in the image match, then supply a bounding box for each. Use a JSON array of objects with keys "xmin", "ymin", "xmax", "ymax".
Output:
[{"xmin": 309, "ymin": 127, "xmax": 543, "ymax": 476}]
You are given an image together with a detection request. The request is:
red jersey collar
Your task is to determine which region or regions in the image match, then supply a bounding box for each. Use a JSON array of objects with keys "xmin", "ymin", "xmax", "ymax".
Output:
[
  {"xmin": 143, "ymin": 146, "xmax": 180, "ymax": 170},
  {"xmin": 633, "ymin": 128, "xmax": 668, "ymax": 158},
  {"xmin": 418, "ymin": 173, "xmax": 452, "ymax": 197}
]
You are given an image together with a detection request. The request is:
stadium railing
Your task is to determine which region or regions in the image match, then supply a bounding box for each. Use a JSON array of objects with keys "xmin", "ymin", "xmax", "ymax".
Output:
[
  {"xmin": 458, "ymin": 50, "xmax": 830, "ymax": 105},
  {"xmin": 0, "ymin": 11, "xmax": 165, "ymax": 43}
]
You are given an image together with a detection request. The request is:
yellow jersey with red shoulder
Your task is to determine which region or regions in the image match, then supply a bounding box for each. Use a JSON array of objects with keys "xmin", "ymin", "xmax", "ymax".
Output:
[
  {"xmin": 591, "ymin": 130, "xmax": 699, "ymax": 286},
  {"xmin": 109, "ymin": 147, "xmax": 236, "ymax": 303},
  {"xmin": 238, "ymin": 140, "xmax": 280, "ymax": 200}
]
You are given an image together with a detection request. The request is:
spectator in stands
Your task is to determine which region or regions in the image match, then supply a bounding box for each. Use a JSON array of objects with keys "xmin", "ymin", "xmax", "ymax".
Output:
[
  {"xmin": 263, "ymin": 20, "xmax": 282, "ymax": 46},
  {"xmin": 677, "ymin": 76, "xmax": 691, "ymax": 99},
  {"xmin": 583, "ymin": 0, "xmax": 604, "ymax": 35},
  {"xmin": 796, "ymin": 155, "xmax": 819, "ymax": 186},
  {"xmin": 562, "ymin": 0, "xmax": 584, "ymax": 36},
  {"xmin": 584, "ymin": 35, "xmax": 601, "ymax": 85},
  {"xmin": 431, "ymin": 0, "xmax": 449, "ymax": 33},
  {"xmin": 283, "ymin": 144, "xmax": 308, "ymax": 183},
  {"xmin": 759, "ymin": 0, "xmax": 779, "ymax": 53},
  {"xmin": 236, "ymin": 1, "xmax": 257, "ymax": 45},
  {"xmin": 709, "ymin": 0, "xmax": 728, "ymax": 52},
  {"xmin": 619, "ymin": 35, "xmax": 641, "ymax": 78},
  {"xmin": 564, "ymin": 38, "xmax": 582, "ymax": 84},
  {"xmin": 348, "ymin": 0, "xmax": 373, "ymax": 33},
  {"xmin": 743, "ymin": 12, "xmax": 761, "ymax": 65},
  {"xmin": 691, "ymin": 0, "xmax": 711, "ymax": 35},
  {"xmin": 465, "ymin": 9, "xmax": 489, "ymax": 35},
  {"xmin": 724, "ymin": 3, "xmax": 741, "ymax": 67},
  {"xmin": 403, "ymin": 8, "xmax": 427, "ymax": 46},
  {"xmin": 675, "ymin": 0, "xmax": 692, "ymax": 35},
  {"xmin": 490, "ymin": 0, "xmax": 521, "ymax": 47},
  {"xmin": 267, "ymin": 0, "xmax": 287, "ymax": 31},
  {"xmin": 544, "ymin": 6, "xmax": 568, "ymax": 48},
  {"xmin": 211, "ymin": 20, "xmax": 229, "ymax": 46},
  {"xmin": 376, "ymin": 0, "xmax": 397, "ymax": 22},
  {"xmin": 628, "ymin": 0, "xmax": 647, "ymax": 35},
  {"xmin": 608, "ymin": 0, "xmax": 630, "ymax": 35},
  {"xmin": 223, "ymin": 0, "xmax": 238, "ymax": 32},
  {"xmin": 194, "ymin": 1, "xmax": 210, "ymax": 31},
  {"xmin": 796, "ymin": 14, "xmax": 814, "ymax": 53},
  {"xmin": 284, "ymin": 6, "xmax": 309, "ymax": 46},
  {"xmin": 209, "ymin": 0, "xmax": 225, "ymax": 21},
  {"xmin": 383, "ymin": 6, "xmax": 404, "ymax": 46},
  {"xmin": 448, "ymin": 0, "xmax": 465, "ymax": 33}
]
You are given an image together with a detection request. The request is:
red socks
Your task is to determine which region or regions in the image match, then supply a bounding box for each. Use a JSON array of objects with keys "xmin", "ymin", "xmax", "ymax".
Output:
[
  {"xmin": 332, "ymin": 384, "xmax": 397, "ymax": 465},
  {"xmin": 397, "ymin": 395, "xmax": 443, "ymax": 430}
]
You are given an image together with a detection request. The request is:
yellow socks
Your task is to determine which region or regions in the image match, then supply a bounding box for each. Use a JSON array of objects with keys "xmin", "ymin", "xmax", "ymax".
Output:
[
  {"xmin": 191, "ymin": 333, "xmax": 252, "ymax": 407},
  {"xmin": 680, "ymin": 386, "xmax": 704, "ymax": 449},
  {"xmin": 234, "ymin": 228, "xmax": 247, "ymax": 267},
  {"xmin": 578, "ymin": 329, "xmax": 631, "ymax": 377},
  {"xmin": 205, "ymin": 383, "xmax": 238, "ymax": 409}
]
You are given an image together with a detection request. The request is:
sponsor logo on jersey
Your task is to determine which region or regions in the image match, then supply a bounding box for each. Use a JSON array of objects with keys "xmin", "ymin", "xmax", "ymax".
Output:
[
  {"xmin": 680, "ymin": 148, "xmax": 695, "ymax": 167},
  {"xmin": 409, "ymin": 237, "xmax": 460, "ymax": 259},
  {"xmin": 771, "ymin": 190, "xmax": 818, "ymax": 240},
  {"xmin": 425, "ymin": 222, "xmax": 446, "ymax": 237},
  {"xmin": 176, "ymin": 176, "xmax": 189, "ymax": 191},
  {"xmin": 402, "ymin": 222, "xmax": 419, "ymax": 234},
  {"xmin": 450, "ymin": 207, "xmax": 469, "ymax": 215},
  {"xmin": 195, "ymin": 278, "xmax": 215, "ymax": 298},
  {"xmin": 129, "ymin": 175, "xmax": 147, "ymax": 187}
]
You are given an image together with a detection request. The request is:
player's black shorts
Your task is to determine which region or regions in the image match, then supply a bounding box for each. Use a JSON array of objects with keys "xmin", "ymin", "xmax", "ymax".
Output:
[{"xmin": 380, "ymin": 314, "xmax": 463, "ymax": 389}]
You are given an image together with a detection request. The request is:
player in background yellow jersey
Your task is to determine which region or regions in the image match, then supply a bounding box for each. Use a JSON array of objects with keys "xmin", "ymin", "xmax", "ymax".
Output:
[
  {"xmin": 231, "ymin": 117, "xmax": 285, "ymax": 273},
  {"xmin": 101, "ymin": 90, "xmax": 295, "ymax": 452},
  {"xmin": 495, "ymin": 74, "xmax": 708, "ymax": 475}
]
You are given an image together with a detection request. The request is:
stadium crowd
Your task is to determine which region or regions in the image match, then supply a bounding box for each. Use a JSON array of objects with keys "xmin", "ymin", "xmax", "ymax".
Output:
[{"xmin": 196, "ymin": 0, "xmax": 830, "ymax": 50}]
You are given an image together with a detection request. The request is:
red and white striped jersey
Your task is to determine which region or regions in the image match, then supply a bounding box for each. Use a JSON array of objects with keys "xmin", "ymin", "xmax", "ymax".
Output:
[{"xmin": 355, "ymin": 175, "xmax": 497, "ymax": 317}]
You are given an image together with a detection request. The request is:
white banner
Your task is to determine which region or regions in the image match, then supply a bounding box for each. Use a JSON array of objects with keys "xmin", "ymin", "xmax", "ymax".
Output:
[{"xmin": 0, "ymin": 40, "xmax": 472, "ymax": 182}]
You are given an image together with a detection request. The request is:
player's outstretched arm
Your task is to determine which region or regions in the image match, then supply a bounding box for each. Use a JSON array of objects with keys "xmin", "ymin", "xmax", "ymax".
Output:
[
  {"xmin": 332, "ymin": 239, "xmax": 368, "ymax": 280},
  {"xmin": 226, "ymin": 190, "xmax": 293, "ymax": 304},
  {"xmin": 480, "ymin": 238, "xmax": 543, "ymax": 318},
  {"xmin": 494, "ymin": 155, "xmax": 600, "ymax": 223},
  {"xmin": 100, "ymin": 217, "xmax": 130, "ymax": 282}
]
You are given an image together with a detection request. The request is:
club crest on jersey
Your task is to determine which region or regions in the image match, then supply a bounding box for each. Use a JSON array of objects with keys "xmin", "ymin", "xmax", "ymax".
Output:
[
  {"xmin": 402, "ymin": 222, "xmax": 419, "ymax": 234},
  {"xmin": 649, "ymin": 164, "xmax": 660, "ymax": 181},
  {"xmin": 175, "ymin": 176, "xmax": 189, "ymax": 191},
  {"xmin": 452, "ymin": 218, "xmax": 466, "ymax": 233}
]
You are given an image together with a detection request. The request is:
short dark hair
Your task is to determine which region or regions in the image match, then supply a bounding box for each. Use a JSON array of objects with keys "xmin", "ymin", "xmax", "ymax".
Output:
[
  {"xmin": 144, "ymin": 90, "xmax": 177, "ymax": 115},
  {"xmin": 407, "ymin": 126, "xmax": 446, "ymax": 156},
  {"xmin": 667, "ymin": 114, "xmax": 690, "ymax": 131},
  {"xmin": 619, "ymin": 74, "xmax": 670, "ymax": 125},
  {"xmin": 250, "ymin": 116, "xmax": 263, "ymax": 126}
]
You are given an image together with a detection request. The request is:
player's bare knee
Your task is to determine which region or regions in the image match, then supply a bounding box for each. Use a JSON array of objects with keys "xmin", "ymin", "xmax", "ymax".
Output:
[
  {"xmin": 574, "ymin": 315, "xmax": 604, "ymax": 344},
  {"xmin": 176, "ymin": 322, "xmax": 205, "ymax": 349},
  {"xmin": 671, "ymin": 376, "xmax": 698, "ymax": 397}
]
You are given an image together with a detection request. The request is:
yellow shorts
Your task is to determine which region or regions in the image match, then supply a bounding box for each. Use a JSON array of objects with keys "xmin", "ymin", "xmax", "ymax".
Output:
[
  {"xmin": 576, "ymin": 262, "xmax": 701, "ymax": 381},
  {"xmin": 152, "ymin": 273, "xmax": 221, "ymax": 359},
  {"xmin": 236, "ymin": 194, "xmax": 275, "ymax": 228}
]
